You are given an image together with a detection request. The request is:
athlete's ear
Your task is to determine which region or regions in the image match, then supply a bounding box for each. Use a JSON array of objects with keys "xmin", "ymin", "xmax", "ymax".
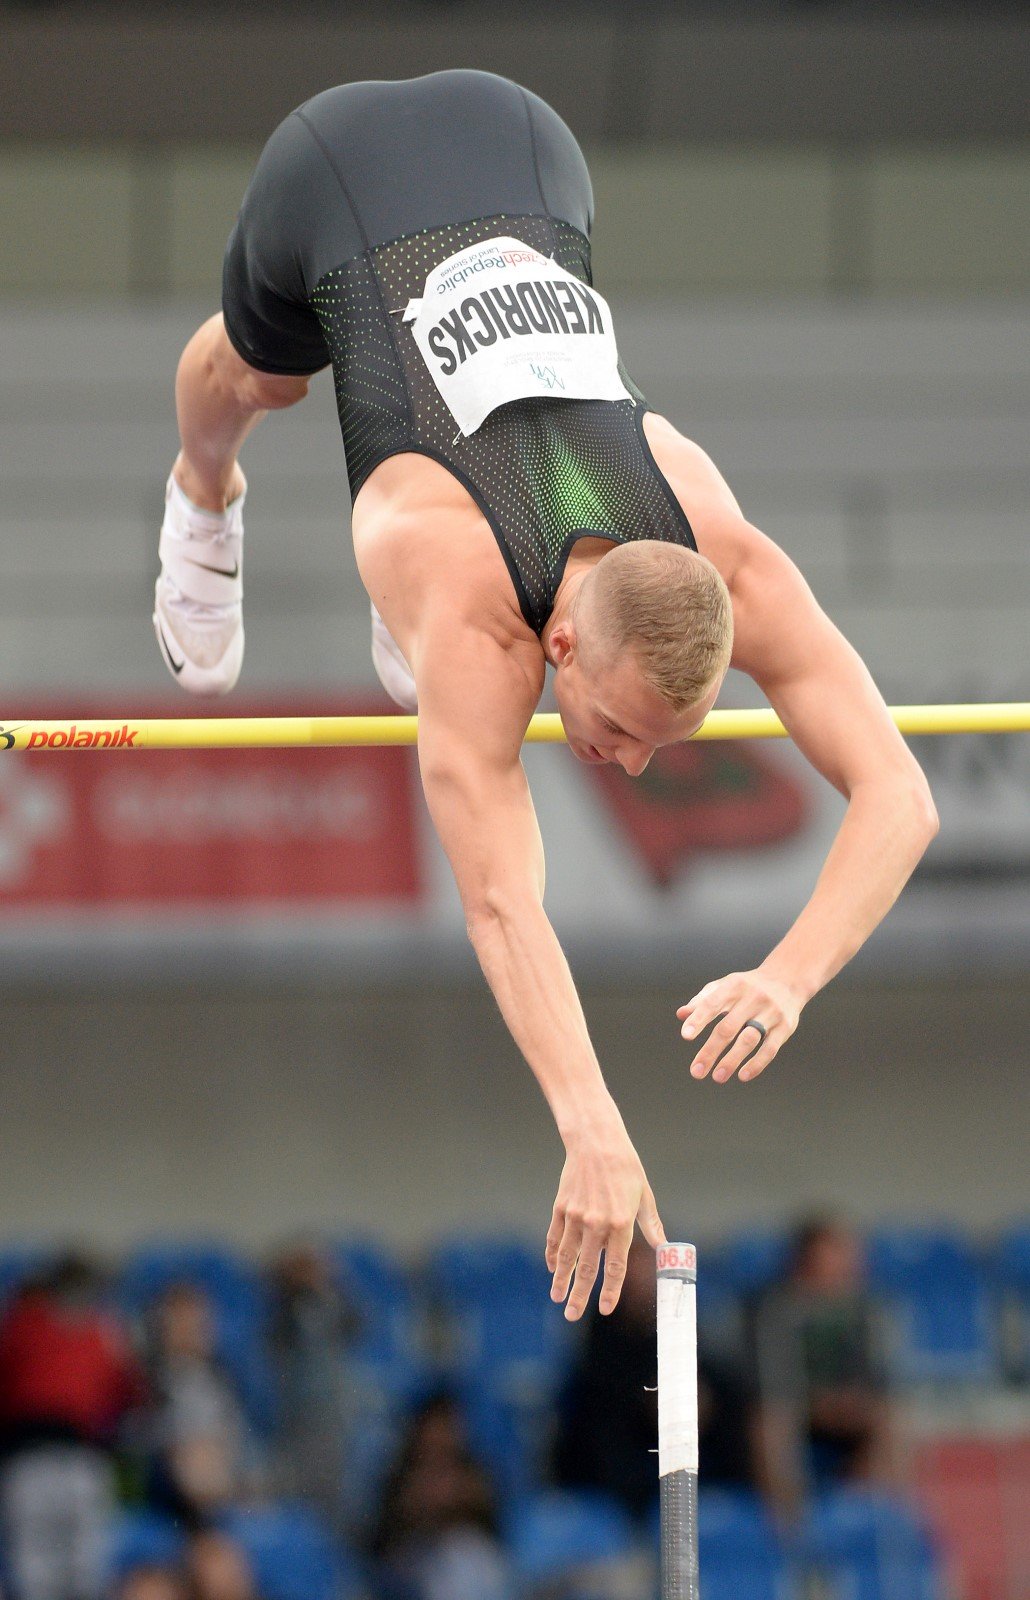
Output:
[{"xmin": 550, "ymin": 620, "xmax": 575, "ymax": 668}]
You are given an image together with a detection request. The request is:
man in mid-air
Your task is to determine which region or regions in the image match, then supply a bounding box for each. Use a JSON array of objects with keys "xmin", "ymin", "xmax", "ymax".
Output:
[{"xmin": 153, "ymin": 71, "xmax": 938, "ymax": 1321}]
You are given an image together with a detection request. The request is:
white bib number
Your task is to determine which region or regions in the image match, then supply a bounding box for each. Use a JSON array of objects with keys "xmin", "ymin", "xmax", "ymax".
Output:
[{"xmin": 403, "ymin": 236, "xmax": 631, "ymax": 436}]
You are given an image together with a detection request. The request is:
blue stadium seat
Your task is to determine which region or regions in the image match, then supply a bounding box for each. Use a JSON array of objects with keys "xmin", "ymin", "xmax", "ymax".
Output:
[
  {"xmin": 716, "ymin": 1230, "xmax": 791, "ymax": 1296},
  {"xmin": 698, "ymin": 1566, "xmax": 785, "ymax": 1600},
  {"xmin": 504, "ymin": 1488, "xmax": 635, "ymax": 1589},
  {"xmin": 105, "ymin": 1509, "xmax": 187, "ymax": 1581},
  {"xmin": 428, "ymin": 1235, "xmax": 546, "ymax": 1298},
  {"xmin": 800, "ymin": 1489, "xmax": 943, "ymax": 1600},
  {"xmin": 328, "ymin": 1241, "xmax": 431, "ymax": 1522},
  {"xmin": 0, "ymin": 1246, "xmax": 53, "ymax": 1307},
  {"xmin": 118, "ymin": 1239, "xmax": 262, "ymax": 1313},
  {"xmin": 457, "ymin": 1387, "xmax": 543, "ymax": 1500},
  {"xmin": 867, "ymin": 1227, "xmax": 980, "ymax": 1292},
  {"xmin": 994, "ymin": 1220, "xmax": 1030, "ymax": 1379},
  {"xmin": 426, "ymin": 1234, "xmax": 577, "ymax": 1386},
  {"xmin": 695, "ymin": 1490, "xmax": 789, "ymax": 1600},
  {"xmin": 693, "ymin": 1260, "xmax": 737, "ymax": 1319},
  {"xmin": 995, "ymin": 1221, "xmax": 1030, "ymax": 1289},
  {"xmin": 898, "ymin": 1284, "xmax": 996, "ymax": 1382},
  {"xmin": 867, "ymin": 1227, "xmax": 995, "ymax": 1382},
  {"xmin": 219, "ymin": 1503, "xmax": 359, "ymax": 1600},
  {"xmin": 426, "ymin": 1235, "xmax": 580, "ymax": 1494},
  {"xmin": 331, "ymin": 1238, "xmax": 425, "ymax": 1394}
]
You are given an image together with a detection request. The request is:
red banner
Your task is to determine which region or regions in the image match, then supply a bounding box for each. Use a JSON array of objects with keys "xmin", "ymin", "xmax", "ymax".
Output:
[
  {"xmin": 588, "ymin": 739, "xmax": 809, "ymax": 888},
  {"xmin": 0, "ymin": 703, "xmax": 422, "ymax": 909}
]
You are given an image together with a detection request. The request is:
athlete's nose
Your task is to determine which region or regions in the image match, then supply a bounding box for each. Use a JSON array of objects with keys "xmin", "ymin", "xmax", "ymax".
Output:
[{"xmin": 618, "ymin": 742, "xmax": 654, "ymax": 777}]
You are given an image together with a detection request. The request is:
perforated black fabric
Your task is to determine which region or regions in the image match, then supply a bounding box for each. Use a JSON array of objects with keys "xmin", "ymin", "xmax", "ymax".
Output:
[{"xmin": 311, "ymin": 214, "xmax": 696, "ymax": 634}]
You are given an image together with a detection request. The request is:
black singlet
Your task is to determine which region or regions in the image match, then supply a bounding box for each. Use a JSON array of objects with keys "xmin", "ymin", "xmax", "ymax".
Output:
[{"xmin": 222, "ymin": 70, "xmax": 696, "ymax": 635}]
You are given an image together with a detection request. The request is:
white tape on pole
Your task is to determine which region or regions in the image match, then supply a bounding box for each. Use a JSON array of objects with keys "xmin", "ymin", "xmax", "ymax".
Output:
[{"xmin": 656, "ymin": 1243, "xmax": 699, "ymax": 1478}]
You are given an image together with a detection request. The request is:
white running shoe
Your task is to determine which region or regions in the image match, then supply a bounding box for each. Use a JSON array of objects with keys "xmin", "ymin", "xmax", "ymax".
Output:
[{"xmin": 153, "ymin": 472, "xmax": 246, "ymax": 696}]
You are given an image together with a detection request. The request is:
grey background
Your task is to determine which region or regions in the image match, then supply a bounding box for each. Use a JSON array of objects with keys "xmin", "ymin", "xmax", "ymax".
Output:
[{"xmin": 4, "ymin": 976, "xmax": 1025, "ymax": 1246}]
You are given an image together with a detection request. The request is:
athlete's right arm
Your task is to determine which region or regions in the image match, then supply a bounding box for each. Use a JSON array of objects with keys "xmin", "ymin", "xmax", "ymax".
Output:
[{"xmin": 413, "ymin": 625, "xmax": 665, "ymax": 1318}]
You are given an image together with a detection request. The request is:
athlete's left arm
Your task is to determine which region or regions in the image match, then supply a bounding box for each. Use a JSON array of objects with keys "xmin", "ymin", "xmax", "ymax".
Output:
[{"xmin": 678, "ymin": 522, "xmax": 939, "ymax": 1083}]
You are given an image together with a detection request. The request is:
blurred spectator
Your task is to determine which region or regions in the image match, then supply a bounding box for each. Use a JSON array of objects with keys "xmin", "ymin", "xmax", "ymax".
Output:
[
  {"xmin": 0, "ymin": 1251, "xmax": 145, "ymax": 1600},
  {"xmin": 552, "ymin": 1238, "xmax": 753, "ymax": 1519},
  {"xmin": 109, "ymin": 1533, "xmax": 261, "ymax": 1600},
  {"xmin": 265, "ymin": 1240, "xmax": 359, "ymax": 1532},
  {"xmin": 750, "ymin": 1214, "xmax": 898, "ymax": 1524},
  {"xmin": 144, "ymin": 1283, "xmax": 256, "ymax": 1528},
  {"xmin": 112, "ymin": 1566, "xmax": 189, "ymax": 1600},
  {"xmin": 185, "ymin": 1531, "xmax": 263, "ymax": 1600},
  {"xmin": 369, "ymin": 1391, "xmax": 510, "ymax": 1600}
]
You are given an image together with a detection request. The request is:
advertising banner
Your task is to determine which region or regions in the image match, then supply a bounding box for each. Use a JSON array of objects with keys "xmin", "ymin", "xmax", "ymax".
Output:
[
  {"xmin": 0, "ymin": 702, "xmax": 422, "ymax": 910},
  {"xmin": 0, "ymin": 693, "xmax": 1024, "ymax": 970}
]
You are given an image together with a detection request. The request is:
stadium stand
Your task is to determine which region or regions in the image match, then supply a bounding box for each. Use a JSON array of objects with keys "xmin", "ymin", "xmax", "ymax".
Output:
[{"xmin": 0, "ymin": 1224, "xmax": 1024, "ymax": 1600}]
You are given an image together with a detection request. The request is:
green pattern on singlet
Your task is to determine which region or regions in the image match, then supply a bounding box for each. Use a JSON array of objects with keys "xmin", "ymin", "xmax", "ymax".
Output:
[{"xmin": 547, "ymin": 430, "xmax": 621, "ymax": 532}]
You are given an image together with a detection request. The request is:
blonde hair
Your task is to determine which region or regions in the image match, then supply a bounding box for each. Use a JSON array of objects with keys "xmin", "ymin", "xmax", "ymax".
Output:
[{"xmin": 580, "ymin": 542, "xmax": 733, "ymax": 711}]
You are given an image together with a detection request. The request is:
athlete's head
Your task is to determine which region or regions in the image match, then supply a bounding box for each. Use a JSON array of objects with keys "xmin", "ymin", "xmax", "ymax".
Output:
[{"xmin": 550, "ymin": 542, "xmax": 733, "ymax": 773}]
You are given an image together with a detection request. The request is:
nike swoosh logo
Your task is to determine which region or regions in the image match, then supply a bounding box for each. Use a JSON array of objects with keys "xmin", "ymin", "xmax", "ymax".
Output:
[
  {"xmin": 184, "ymin": 555, "xmax": 240, "ymax": 579},
  {"xmin": 157, "ymin": 621, "xmax": 185, "ymax": 675}
]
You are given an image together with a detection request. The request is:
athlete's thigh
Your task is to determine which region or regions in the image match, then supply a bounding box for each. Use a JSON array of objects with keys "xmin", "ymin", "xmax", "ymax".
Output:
[
  {"xmin": 221, "ymin": 108, "xmax": 348, "ymax": 377},
  {"xmin": 224, "ymin": 73, "xmax": 596, "ymax": 381}
]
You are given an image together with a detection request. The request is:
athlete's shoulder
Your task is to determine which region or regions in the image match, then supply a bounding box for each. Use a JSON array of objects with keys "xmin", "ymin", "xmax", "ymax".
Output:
[
  {"xmin": 641, "ymin": 414, "xmax": 752, "ymax": 564},
  {"xmin": 353, "ymin": 453, "xmax": 538, "ymax": 655}
]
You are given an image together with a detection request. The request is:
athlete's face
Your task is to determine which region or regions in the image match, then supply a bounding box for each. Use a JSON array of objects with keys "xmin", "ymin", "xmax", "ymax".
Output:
[{"xmin": 552, "ymin": 634, "xmax": 720, "ymax": 775}]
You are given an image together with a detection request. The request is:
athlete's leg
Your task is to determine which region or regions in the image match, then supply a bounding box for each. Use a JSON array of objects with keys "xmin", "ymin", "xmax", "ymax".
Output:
[
  {"xmin": 173, "ymin": 313, "xmax": 310, "ymax": 513},
  {"xmin": 155, "ymin": 94, "xmax": 334, "ymax": 695},
  {"xmin": 155, "ymin": 314, "xmax": 312, "ymax": 696}
]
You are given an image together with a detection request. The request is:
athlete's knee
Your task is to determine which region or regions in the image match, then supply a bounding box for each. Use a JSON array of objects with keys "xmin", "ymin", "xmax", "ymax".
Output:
[
  {"xmin": 237, "ymin": 364, "xmax": 310, "ymax": 411},
  {"xmin": 180, "ymin": 314, "xmax": 309, "ymax": 413},
  {"xmin": 214, "ymin": 316, "xmax": 311, "ymax": 411}
]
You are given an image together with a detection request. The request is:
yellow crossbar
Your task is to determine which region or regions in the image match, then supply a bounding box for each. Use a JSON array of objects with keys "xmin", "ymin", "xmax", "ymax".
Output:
[{"xmin": 0, "ymin": 704, "xmax": 1027, "ymax": 752}]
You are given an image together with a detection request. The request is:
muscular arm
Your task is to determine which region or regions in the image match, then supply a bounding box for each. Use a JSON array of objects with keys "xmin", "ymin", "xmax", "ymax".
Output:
[
  {"xmin": 680, "ymin": 521, "xmax": 939, "ymax": 1080},
  {"xmin": 745, "ymin": 537, "xmax": 937, "ymax": 983},
  {"xmin": 414, "ymin": 620, "xmax": 664, "ymax": 1314}
]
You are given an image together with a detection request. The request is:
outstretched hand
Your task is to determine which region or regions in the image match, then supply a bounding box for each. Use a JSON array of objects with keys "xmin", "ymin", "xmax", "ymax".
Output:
[
  {"xmin": 545, "ymin": 1114, "xmax": 665, "ymax": 1321},
  {"xmin": 677, "ymin": 968, "xmax": 802, "ymax": 1082}
]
